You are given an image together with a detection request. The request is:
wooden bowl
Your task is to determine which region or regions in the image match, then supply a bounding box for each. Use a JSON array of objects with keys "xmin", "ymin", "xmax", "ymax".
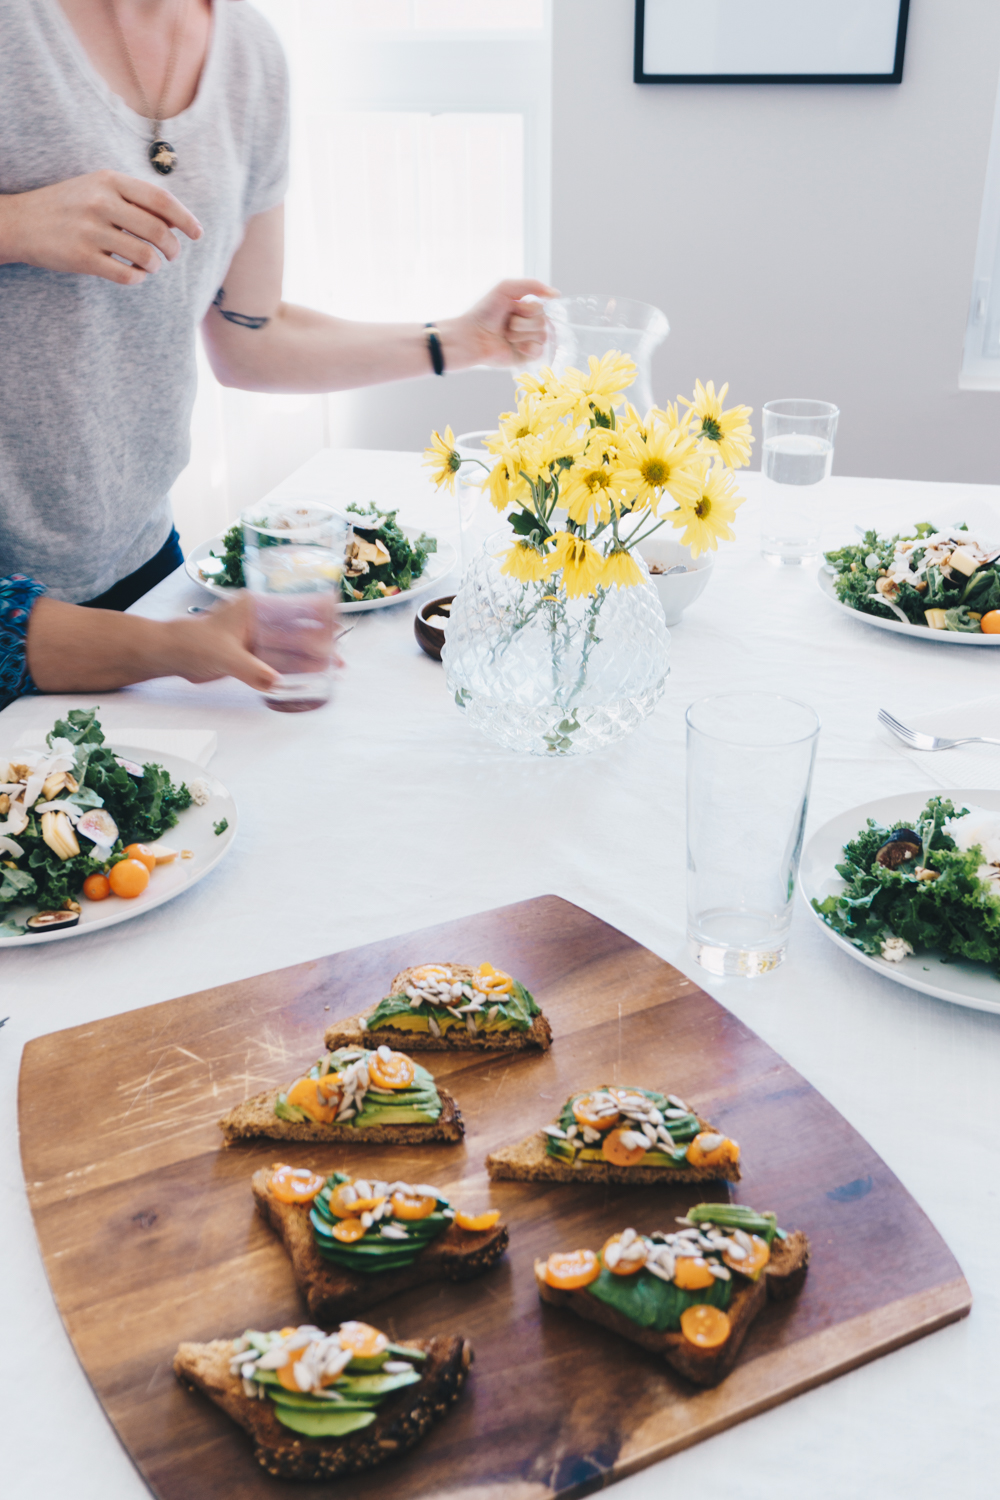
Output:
[{"xmin": 414, "ymin": 595, "xmax": 455, "ymax": 661}]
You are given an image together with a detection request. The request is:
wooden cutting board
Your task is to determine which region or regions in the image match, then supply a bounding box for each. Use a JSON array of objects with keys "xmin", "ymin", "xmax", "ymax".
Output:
[{"xmin": 19, "ymin": 896, "xmax": 969, "ymax": 1499}]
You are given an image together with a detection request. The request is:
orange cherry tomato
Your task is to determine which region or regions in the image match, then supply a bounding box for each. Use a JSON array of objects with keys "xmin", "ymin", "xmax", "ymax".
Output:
[
  {"xmin": 601, "ymin": 1126, "xmax": 648, "ymax": 1167},
  {"xmin": 980, "ymin": 611, "xmax": 1000, "ymax": 634},
  {"xmin": 368, "ymin": 1049, "xmax": 415, "ymax": 1090},
  {"xmin": 543, "ymin": 1248, "xmax": 600, "ymax": 1290},
  {"xmin": 680, "ymin": 1304, "xmax": 732, "ymax": 1349},
  {"xmin": 390, "ymin": 1191, "xmax": 437, "ymax": 1221},
  {"xmin": 269, "ymin": 1163, "xmax": 326, "ymax": 1205},
  {"xmin": 332, "ymin": 1218, "xmax": 368, "ymax": 1243},
  {"xmin": 453, "ymin": 1209, "xmax": 501, "ymax": 1232},
  {"xmin": 685, "ymin": 1133, "xmax": 740, "ymax": 1170},
  {"xmin": 601, "ymin": 1233, "xmax": 647, "ymax": 1275},
  {"xmin": 108, "ymin": 858, "xmax": 150, "ymax": 898},
  {"xmin": 338, "ymin": 1321, "xmax": 389, "ymax": 1360},
  {"xmin": 673, "ymin": 1256, "xmax": 716, "ymax": 1290},
  {"xmin": 328, "ymin": 1181, "xmax": 364, "ymax": 1217},
  {"xmin": 82, "ymin": 873, "xmax": 111, "ymax": 902},
  {"xmin": 123, "ymin": 842, "xmax": 156, "ymax": 873},
  {"xmin": 474, "ymin": 961, "xmax": 514, "ymax": 996},
  {"xmin": 286, "ymin": 1076, "xmax": 340, "ymax": 1124},
  {"xmin": 724, "ymin": 1233, "xmax": 770, "ymax": 1280},
  {"xmin": 572, "ymin": 1091, "xmax": 621, "ymax": 1131}
]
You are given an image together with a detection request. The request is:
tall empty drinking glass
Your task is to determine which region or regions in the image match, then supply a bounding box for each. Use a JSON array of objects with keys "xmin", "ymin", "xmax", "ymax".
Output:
[
  {"xmin": 686, "ymin": 693, "xmax": 820, "ymax": 976},
  {"xmin": 760, "ymin": 399, "xmax": 839, "ymax": 565},
  {"xmin": 242, "ymin": 502, "xmax": 346, "ymax": 713}
]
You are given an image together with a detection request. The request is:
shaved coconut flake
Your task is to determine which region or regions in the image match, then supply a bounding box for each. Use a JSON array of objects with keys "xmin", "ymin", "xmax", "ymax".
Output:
[
  {"xmin": 0, "ymin": 834, "xmax": 23, "ymax": 858},
  {"xmin": 0, "ymin": 800, "xmax": 28, "ymax": 838},
  {"xmin": 948, "ymin": 806, "xmax": 1000, "ymax": 867}
]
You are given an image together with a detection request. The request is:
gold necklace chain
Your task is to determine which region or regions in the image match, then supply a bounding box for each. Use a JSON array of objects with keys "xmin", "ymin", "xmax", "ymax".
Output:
[{"xmin": 104, "ymin": 0, "xmax": 186, "ymax": 174}]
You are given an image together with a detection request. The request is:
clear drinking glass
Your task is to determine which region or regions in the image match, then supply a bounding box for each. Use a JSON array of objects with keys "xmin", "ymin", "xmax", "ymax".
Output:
[
  {"xmin": 686, "ymin": 693, "xmax": 820, "ymax": 976},
  {"xmin": 242, "ymin": 502, "xmax": 346, "ymax": 713},
  {"xmin": 760, "ymin": 399, "xmax": 839, "ymax": 565}
]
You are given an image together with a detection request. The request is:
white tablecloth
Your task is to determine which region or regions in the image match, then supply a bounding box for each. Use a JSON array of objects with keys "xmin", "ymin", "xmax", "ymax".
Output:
[{"xmin": 4, "ymin": 451, "xmax": 999, "ymax": 1498}]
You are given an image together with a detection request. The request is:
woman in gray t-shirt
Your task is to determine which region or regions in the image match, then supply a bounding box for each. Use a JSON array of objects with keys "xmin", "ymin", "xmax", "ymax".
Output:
[{"xmin": 0, "ymin": 0, "xmax": 552, "ymax": 607}]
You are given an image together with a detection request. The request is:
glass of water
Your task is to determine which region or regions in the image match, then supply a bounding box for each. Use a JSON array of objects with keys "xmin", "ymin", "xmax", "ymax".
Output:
[
  {"xmin": 760, "ymin": 399, "xmax": 839, "ymax": 565},
  {"xmin": 686, "ymin": 692, "xmax": 820, "ymax": 977}
]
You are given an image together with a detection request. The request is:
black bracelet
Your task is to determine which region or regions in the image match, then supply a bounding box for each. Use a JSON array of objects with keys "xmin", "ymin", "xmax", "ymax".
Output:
[{"xmin": 425, "ymin": 323, "xmax": 445, "ymax": 376}]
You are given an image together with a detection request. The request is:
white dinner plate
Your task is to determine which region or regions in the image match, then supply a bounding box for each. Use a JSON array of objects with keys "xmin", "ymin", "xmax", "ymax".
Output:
[
  {"xmin": 0, "ymin": 747, "xmax": 237, "ymax": 946},
  {"xmin": 186, "ymin": 530, "xmax": 457, "ymax": 613},
  {"xmin": 816, "ymin": 567, "xmax": 1000, "ymax": 645},
  {"xmin": 799, "ymin": 787, "xmax": 1000, "ymax": 1015}
]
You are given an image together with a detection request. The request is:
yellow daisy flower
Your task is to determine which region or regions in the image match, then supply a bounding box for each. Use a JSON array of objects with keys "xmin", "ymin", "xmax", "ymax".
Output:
[
  {"xmin": 423, "ymin": 426, "xmax": 462, "ymax": 493},
  {"xmin": 649, "ymin": 400, "xmax": 694, "ymax": 433},
  {"xmin": 561, "ymin": 351, "xmax": 637, "ymax": 423},
  {"xmin": 481, "ymin": 442, "xmax": 532, "ymax": 512},
  {"xmin": 602, "ymin": 547, "xmax": 644, "ymax": 590},
  {"xmin": 669, "ymin": 462, "xmax": 746, "ymax": 558},
  {"xmin": 680, "ymin": 380, "xmax": 754, "ymax": 469},
  {"xmin": 500, "ymin": 541, "xmax": 551, "ymax": 583},
  {"xmin": 559, "ymin": 431, "xmax": 628, "ymax": 524},
  {"xmin": 496, "ymin": 393, "xmax": 549, "ymax": 444},
  {"xmin": 515, "ymin": 367, "xmax": 578, "ymax": 423},
  {"xmin": 617, "ymin": 424, "xmax": 701, "ymax": 513},
  {"xmin": 547, "ymin": 531, "xmax": 606, "ymax": 598}
]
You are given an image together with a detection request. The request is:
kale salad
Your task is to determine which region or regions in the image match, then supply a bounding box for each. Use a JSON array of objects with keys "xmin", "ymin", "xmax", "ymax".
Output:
[
  {"xmin": 207, "ymin": 504, "xmax": 437, "ymax": 604},
  {"xmin": 813, "ymin": 796, "xmax": 1000, "ymax": 972},
  {"xmin": 0, "ymin": 709, "xmax": 192, "ymax": 936},
  {"xmin": 824, "ymin": 525, "xmax": 1000, "ymax": 634}
]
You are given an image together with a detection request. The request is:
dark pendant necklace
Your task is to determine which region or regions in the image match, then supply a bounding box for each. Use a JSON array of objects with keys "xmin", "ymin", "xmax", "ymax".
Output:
[{"xmin": 106, "ymin": 0, "xmax": 185, "ymax": 176}]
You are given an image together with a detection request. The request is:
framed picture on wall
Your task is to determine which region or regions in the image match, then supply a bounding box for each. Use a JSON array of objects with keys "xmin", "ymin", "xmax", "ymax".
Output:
[{"xmin": 635, "ymin": 0, "xmax": 910, "ymax": 85}]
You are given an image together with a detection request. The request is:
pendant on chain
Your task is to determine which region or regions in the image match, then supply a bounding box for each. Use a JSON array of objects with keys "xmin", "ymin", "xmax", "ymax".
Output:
[{"xmin": 149, "ymin": 139, "xmax": 177, "ymax": 175}]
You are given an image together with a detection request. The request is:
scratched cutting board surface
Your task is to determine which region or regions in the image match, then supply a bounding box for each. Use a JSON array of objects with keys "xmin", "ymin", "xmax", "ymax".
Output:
[{"xmin": 19, "ymin": 896, "xmax": 969, "ymax": 1500}]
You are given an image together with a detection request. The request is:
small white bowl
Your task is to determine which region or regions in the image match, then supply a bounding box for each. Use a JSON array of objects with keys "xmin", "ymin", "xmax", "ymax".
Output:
[{"xmin": 636, "ymin": 537, "xmax": 714, "ymax": 625}]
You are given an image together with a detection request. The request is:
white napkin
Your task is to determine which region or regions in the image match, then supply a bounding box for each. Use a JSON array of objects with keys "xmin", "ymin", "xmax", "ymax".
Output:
[
  {"xmin": 881, "ymin": 695, "xmax": 1000, "ymax": 791},
  {"xmin": 14, "ymin": 727, "xmax": 218, "ymax": 767}
]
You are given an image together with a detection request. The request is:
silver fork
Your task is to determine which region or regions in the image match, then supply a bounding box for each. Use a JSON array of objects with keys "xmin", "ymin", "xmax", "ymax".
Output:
[{"xmin": 878, "ymin": 707, "xmax": 1000, "ymax": 751}]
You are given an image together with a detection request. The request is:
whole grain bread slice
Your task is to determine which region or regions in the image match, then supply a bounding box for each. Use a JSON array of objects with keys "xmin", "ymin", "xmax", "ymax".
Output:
[
  {"xmin": 219, "ymin": 1087, "xmax": 464, "ymax": 1146},
  {"xmin": 486, "ymin": 1126, "xmax": 741, "ymax": 1185},
  {"xmin": 252, "ymin": 1167, "xmax": 509, "ymax": 1322},
  {"xmin": 174, "ymin": 1333, "xmax": 471, "ymax": 1481},
  {"xmin": 323, "ymin": 963, "xmax": 553, "ymax": 1053},
  {"xmin": 535, "ymin": 1230, "xmax": 809, "ymax": 1387}
]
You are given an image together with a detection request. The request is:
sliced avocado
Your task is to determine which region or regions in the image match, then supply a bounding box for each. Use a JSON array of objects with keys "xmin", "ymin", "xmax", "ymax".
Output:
[
  {"xmin": 268, "ymin": 1391, "xmax": 376, "ymax": 1412},
  {"xmin": 344, "ymin": 1352, "xmax": 391, "ymax": 1372},
  {"xmin": 575, "ymin": 1147, "xmax": 687, "ymax": 1166},
  {"xmin": 337, "ymin": 1370, "xmax": 421, "ymax": 1395},
  {"xmin": 272, "ymin": 1406, "xmax": 377, "ymax": 1438},
  {"xmin": 387, "ymin": 1341, "xmax": 426, "ymax": 1361}
]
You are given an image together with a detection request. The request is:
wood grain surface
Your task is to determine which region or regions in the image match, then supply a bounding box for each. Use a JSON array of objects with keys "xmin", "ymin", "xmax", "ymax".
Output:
[{"xmin": 19, "ymin": 895, "xmax": 970, "ymax": 1499}]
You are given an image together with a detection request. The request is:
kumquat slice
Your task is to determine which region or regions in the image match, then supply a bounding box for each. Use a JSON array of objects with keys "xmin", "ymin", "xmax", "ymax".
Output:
[
  {"xmin": 601, "ymin": 1126, "xmax": 648, "ymax": 1167},
  {"xmin": 328, "ymin": 1182, "xmax": 363, "ymax": 1218},
  {"xmin": 724, "ymin": 1233, "xmax": 770, "ymax": 1280},
  {"xmin": 338, "ymin": 1322, "xmax": 389, "ymax": 1360},
  {"xmin": 685, "ymin": 1133, "xmax": 740, "ymax": 1170},
  {"xmin": 601, "ymin": 1233, "xmax": 647, "ymax": 1276},
  {"xmin": 368, "ymin": 1049, "xmax": 416, "ymax": 1090},
  {"xmin": 332, "ymin": 1219, "xmax": 368, "ymax": 1244},
  {"xmin": 269, "ymin": 1164, "xmax": 326, "ymax": 1205},
  {"xmin": 453, "ymin": 1209, "xmax": 501, "ymax": 1232},
  {"xmin": 543, "ymin": 1248, "xmax": 601, "ymax": 1290},
  {"xmin": 410, "ymin": 964, "xmax": 451, "ymax": 983},
  {"xmin": 679, "ymin": 1304, "xmax": 732, "ymax": 1349},
  {"xmin": 572, "ymin": 1091, "xmax": 621, "ymax": 1131},
  {"xmin": 276, "ymin": 1341, "xmax": 317, "ymax": 1392},
  {"xmin": 672, "ymin": 1256, "xmax": 716, "ymax": 1291},
  {"xmin": 390, "ymin": 1191, "xmax": 437, "ymax": 1221}
]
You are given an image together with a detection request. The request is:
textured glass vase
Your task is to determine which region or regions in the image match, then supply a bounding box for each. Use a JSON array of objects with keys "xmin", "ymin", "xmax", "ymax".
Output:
[{"xmin": 442, "ymin": 534, "xmax": 670, "ymax": 756}]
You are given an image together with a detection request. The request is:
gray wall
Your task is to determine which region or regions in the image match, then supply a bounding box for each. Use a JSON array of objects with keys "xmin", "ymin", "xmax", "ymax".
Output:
[{"xmin": 550, "ymin": 0, "xmax": 1000, "ymax": 483}]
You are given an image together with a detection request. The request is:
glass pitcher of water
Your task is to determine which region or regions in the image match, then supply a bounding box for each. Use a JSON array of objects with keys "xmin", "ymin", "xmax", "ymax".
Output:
[{"xmin": 537, "ymin": 294, "xmax": 669, "ymax": 414}]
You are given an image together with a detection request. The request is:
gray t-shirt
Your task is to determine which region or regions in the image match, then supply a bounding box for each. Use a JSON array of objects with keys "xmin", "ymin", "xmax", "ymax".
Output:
[{"xmin": 0, "ymin": 0, "xmax": 289, "ymax": 601}]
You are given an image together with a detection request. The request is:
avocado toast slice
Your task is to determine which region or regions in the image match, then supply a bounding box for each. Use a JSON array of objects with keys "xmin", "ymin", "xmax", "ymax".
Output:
[
  {"xmin": 535, "ymin": 1204, "xmax": 810, "ymax": 1388},
  {"xmin": 219, "ymin": 1045, "xmax": 464, "ymax": 1145},
  {"xmin": 253, "ymin": 1164, "xmax": 509, "ymax": 1322},
  {"xmin": 487, "ymin": 1084, "xmax": 741, "ymax": 1185},
  {"xmin": 174, "ymin": 1319, "xmax": 472, "ymax": 1481},
  {"xmin": 324, "ymin": 961, "xmax": 553, "ymax": 1053}
]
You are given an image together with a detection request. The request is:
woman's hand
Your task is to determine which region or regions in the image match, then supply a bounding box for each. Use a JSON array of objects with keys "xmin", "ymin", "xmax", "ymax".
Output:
[
  {"xmin": 166, "ymin": 594, "xmax": 279, "ymax": 690},
  {"xmin": 0, "ymin": 170, "xmax": 202, "ymax": 285},
  {"xmin": 440, "ymin": 278, "xmax": 558, "ymax": 369}
]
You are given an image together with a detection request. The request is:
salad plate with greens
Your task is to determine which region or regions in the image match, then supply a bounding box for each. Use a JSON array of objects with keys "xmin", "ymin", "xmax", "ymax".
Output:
[
  {"xmin": 0, "ymin": 708, "xmax": 237, "ymax": 945},
  {"xmin": 800, "ymin": 789, "xmax": 1000, "ymax": 1014},
  {"xmin": 186, "ymin": 503, "xmax": 455, "ymax": 613},
  {"xmin": 819, "ymin": 525, "xmax": 1000, "ymax": 644}
]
